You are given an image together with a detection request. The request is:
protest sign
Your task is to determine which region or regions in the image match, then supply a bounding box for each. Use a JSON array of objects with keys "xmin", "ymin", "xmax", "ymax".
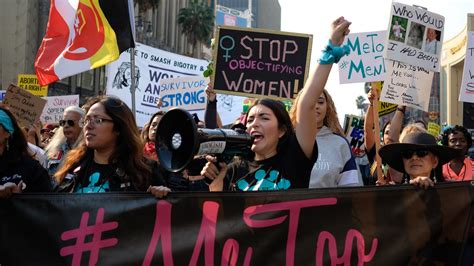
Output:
[
  {"xmin": 0, "ymin": 90, "xmax": 6, "ymax": 101},
  {"xmin": 380, "ymin": 60, "xmax": 433, "ymax": 111},
  {"xmin": 3, "ymin": 84, "xmax": 47, "ymax": 126},
  {"xmin": 385, "ymin": 2, "xmax": 444, "ymax": 72},
  {"xmin": 106, "ymin": 43, "xmax": 208, "ymax": 126},
  {"xmin": 17, "ymin": 74, "xmax": 48, "ymax": 97},
  {"xmin": 1, "ymin": 183, "xmax": 472, "ymax": 265},
  {"xmin": 371, "ymin": 81, "xmax": 398, "ymax": 116},
  {"xmin": 339, "ymin": 31, "xmax": 387, "ymax": 83},
  {"xmin": 427, "ymin": 122, "xmax": 441, "ymax": 137},
  {"xmin": 459, "ymin": 32, "xmax": 474, "ymax": 103},
  {"xmin": 343, "ymin": 115, "xmax": 365, "ymax": 157},
  {"xmin": 157, "ymin": 76, "xmax": 209, "ymax": 111},
  {"xmin": 40, "ymin": 95, "xmax": 80, "ymax": 124},
  {"xmin": 213, "ymin": 26, "xmax": 311, "ymax": 100}
]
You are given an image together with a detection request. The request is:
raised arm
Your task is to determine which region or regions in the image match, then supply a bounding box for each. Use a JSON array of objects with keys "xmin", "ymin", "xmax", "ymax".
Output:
[
  {"xmin": 364, "ymin": 87, "xmax": 377, "ymax": 152},
  {"xmin": 295, "ymin": 17, "xmax": 351, "ymax": 158},
  {"xmin": 388, "ymin": 105, "xmax": 405, "ymax": 143}
]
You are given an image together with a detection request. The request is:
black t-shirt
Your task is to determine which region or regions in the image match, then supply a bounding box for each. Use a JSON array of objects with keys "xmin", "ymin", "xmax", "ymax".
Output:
[
  {"xmin": 224, "ymin": 134, "xmax": 318, "ymax": 191},
  {"xmin": 0, "ymin": 154, "xmax": 52, "ymax": 192}
]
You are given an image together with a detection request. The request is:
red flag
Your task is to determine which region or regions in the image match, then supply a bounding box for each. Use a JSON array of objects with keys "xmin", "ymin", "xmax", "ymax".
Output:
[{"xmin": 35, "ymin": 0, "xmax": 135, "ymax": 86}]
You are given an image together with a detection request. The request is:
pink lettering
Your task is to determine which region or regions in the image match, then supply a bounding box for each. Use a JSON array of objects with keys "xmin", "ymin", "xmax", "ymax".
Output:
[
  {"xmin": 189, "ymin": 201, "xmax": 219, "ymax": 266},
  {"xmin": 143, "ymin": 201, "xmax": 174, "ymax": 266}
]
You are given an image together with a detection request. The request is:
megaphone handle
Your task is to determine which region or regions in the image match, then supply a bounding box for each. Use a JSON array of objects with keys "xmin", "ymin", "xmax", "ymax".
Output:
[{"xmin": 203, "ymin": 154, "xmax": 232, "ymax": 185}]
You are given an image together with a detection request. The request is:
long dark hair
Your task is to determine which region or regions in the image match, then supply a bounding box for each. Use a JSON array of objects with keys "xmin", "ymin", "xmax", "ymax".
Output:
[
  {"xmin": 245, "ymin": 98, "xmax": 294, "ymax": 154},
  {"xmin": 0, "ymin": 107, "xmax": 29, "ymax": 163},
  {"xmin": 144, "ymin": 111, "xmax": 166, "ymax": 142},
  {"xmin": 55, "ymin": 96, "xmax": 152, "ymax": 190}
]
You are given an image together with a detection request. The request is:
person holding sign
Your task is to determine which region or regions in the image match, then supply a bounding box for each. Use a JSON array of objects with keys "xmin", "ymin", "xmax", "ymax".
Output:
[
  {"xmin": 289, "ymin": 90, "xmax": 362, "ymax": 187},
  {"xmin": 379, "ymin": 132, "xmax": 459, "ymax": 189},
  {"xmin": 0, "ymin": 107, "xmax": 52, "ymax": 198},
  {"xmin": 441, "ymin": 125, "xmax": 474, "ymax": 181},
  {"xmin": 200, "ymin": 17, "xmax": 352, "ymax": 191},
  {"xmin": 54, "ymin": 96, "xmax": 169, "ymax": 195}
]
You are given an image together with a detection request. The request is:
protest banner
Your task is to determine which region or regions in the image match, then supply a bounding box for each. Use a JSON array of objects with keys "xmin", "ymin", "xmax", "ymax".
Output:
[
  {"xmin": 380, "ymin": 60, "xmax": 433, "ymax": 111},
  {"xmin": 459, "ymin": 32, "xmax": 474, "ymax": 103},
  {"xmin": 339, "ymin": 31, "xmax": 387, "ymax": 83},
  {"xmin": 384, "ymin": 2, "xmax": 445, "ymax": 72},
  {"xmin": 3, "ymin": 84, "xmax": 47, "ymax": 126},
  {"xmin": 427, "ymin": 122, "xmax": 441, "ymax": 137},
  {"xmin": 212, "ymin": 26, "xmax": 312, "ymax": 100},
  {"xmin": 40, "ymin": 95, "xmax": 80, "ymax": 124},
  {"xmin": 343, "ymin": 115, "xmax": 365, "ymax": 157},
  {"xmin": 1, "ymin": 183, "xmax": 472, "ymax": 265},
  {"xmin": 372, "ymin": 81, "xmax": 398, "ymax": 116},
  {"xmin": 106, "ymin": 43, "xmax": 208, "ymax": 126},
  {"xmin": 17, "ymin": 74, "xmax": 48, "ymax": 97},
  {"xmin": 157, "ymin": 76, "xmax": 209, "ymax": 111}
]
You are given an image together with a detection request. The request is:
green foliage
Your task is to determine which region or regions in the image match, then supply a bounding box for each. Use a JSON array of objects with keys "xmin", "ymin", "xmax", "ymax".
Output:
[{"xmin": 178, "ymin": 0, "xmax": 215, "ymax": 57}]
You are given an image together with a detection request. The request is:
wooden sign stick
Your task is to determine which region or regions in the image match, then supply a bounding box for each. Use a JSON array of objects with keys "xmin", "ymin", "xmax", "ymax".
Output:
[{"xmin": 371, "ymin": 82, "xmax": 385, "ymax": 185}]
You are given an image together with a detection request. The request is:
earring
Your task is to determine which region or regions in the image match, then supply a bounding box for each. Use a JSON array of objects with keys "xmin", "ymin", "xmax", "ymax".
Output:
[
  {"xmin": 5, "ymin": 137, "xmax": 9, "ymax": 152},
  {"xmin": 432, "ymin": 168, "xmax": 437, "ymax": 183}
]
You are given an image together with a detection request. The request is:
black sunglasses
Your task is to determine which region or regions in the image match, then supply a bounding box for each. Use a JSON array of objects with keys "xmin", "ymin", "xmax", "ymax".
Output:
[
  {"xmin": 59, "ymin": 119, "xmax": 77, "ymax": 127},
  {"xmin": 401, "ymin": 149, "xmax": 430, "ymax": 159}
]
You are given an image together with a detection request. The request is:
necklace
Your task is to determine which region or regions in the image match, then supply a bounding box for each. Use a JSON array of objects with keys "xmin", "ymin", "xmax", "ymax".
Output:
[{"xmin": 447, "ymin": 161, "xmax": 466, "ymax": 181}]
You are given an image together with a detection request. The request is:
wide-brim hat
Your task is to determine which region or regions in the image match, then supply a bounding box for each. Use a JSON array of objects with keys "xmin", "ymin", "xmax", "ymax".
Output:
[{"xmin": 379, "ymin": 132, "xmax": 461, "ymax": 173}]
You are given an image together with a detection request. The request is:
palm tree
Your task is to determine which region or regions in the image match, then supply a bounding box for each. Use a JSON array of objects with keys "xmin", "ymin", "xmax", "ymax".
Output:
[
  {"xmin": 356, "ymin": 95, "xmax": 366, "ymax": 117},
  {"xmin": 178, "ymin": 0, "xmax": 214, "ymax": 57}
]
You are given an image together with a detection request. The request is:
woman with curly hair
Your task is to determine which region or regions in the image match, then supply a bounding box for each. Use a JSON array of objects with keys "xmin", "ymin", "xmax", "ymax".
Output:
[
  {"xmin": 290, "ymin": 89, "xmax": 362, "ymax": 187},
  {"xmin": 54, "ymin": 96, "xmax": 169, "ymax": 195},
  {"xmin": 441, "ymin": 125, "xmax": 473, "ymax": 181}
]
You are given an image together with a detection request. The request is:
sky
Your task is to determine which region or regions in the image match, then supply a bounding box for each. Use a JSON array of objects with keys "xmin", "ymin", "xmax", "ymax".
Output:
[{"xmin": 279, "ymin": 0, "xmax": 473, "ymax": 122}]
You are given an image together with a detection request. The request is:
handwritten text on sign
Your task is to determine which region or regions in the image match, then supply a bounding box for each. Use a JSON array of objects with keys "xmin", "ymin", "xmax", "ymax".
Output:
[
  {"xmin": 40, "ymin": 95, "xmax": 80, "ymax": 124},
  {"xmin": 343, "ymin": 115, "xmax": 365, "ymax": 157},
  {"xmin": 3, "ymin": 84, "xmax": 47, "ymax": 126},
  {"xmin": 459, "ymin": 32, "xmax": 474, "ymax": 103},
  {"xmin": 213, "ymin": 26, "xmax": 312, "ymax": 100},
  {"xmin": 380, "ymin": 60, "xmax": 433, "ymax": 111},
  {"xmin": 339, "ymin": 31, "xmax": 386, "ymax": 84},
  {"xmin": 384, "ymin": 2, "xmax": 445, "ymax": 72},
  {"xmin": 157, "ymin": 76, "xmax": 209, "ymax": 111}
]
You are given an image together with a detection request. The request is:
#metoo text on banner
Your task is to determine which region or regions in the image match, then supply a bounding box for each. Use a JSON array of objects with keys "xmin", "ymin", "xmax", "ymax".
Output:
[
  {"xmin": 385, "ymin": 2, "xmax": 444, "ymax": 72},
  {"xmin": 459, "ymin": 32, "xmax": 474, "ymax": 103},
  {"xmin": 338, "ymin": 31, "xmax": 386, "ymax": 84}
]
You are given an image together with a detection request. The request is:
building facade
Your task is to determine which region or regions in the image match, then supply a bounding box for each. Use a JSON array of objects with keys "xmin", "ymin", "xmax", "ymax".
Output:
[{"xmin": 441, "ymin": 13, "xmax": 474, "ymax": 129}]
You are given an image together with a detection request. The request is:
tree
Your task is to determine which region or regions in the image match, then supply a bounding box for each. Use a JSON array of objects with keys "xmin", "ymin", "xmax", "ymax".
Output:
[
  {"xmin": 356, "ymin": 95, "xmax": 366, "ymax": 117},
  {"xmin": 178, "ymin": 0, "xmax": 214, "ymax": 57}
]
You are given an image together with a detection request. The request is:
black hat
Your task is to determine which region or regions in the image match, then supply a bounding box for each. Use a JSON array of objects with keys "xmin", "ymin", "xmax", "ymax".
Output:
[{"xmin": 379, "ymin": 132, "xmax": 460, "ymax": 173}]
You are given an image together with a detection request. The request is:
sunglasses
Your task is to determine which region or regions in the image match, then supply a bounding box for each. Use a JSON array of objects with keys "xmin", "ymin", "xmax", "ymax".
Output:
[
  {"xmin": 59, "ymin": 119, "xmax": 80, "ymax": 127},
  {"xmin": 401, "ymin": 149, "xmax": 430, "ymax": 159}
]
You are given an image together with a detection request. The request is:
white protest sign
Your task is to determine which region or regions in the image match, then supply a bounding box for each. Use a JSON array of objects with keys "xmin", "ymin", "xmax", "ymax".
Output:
[
  {"xmin": 339, "ymin": 31, "xmax": 386, "ymax": 83},
  {"xmin": 380, "ymin": 60, "xmax": 433, "ymax": 111},
  {"xmin": 384, "ymin": 2, "xmax": 444, "ymax": 72},
  {"xmin": 459, "ymin": 32, "xmax": 474, "ymax": 103},
  {"xmin": 158, "ymin": 76, "xmax": 209, "ymax": 111},
  {"xmin": 40, "ymin": 95, "xmax": 80, "ymax": 124},
  {"xmin": 106, "ymin": 43, "xmax": 208, "ymax": 126}
]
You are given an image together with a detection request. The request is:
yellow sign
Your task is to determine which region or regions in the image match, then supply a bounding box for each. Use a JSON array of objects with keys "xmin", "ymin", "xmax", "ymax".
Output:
[
  {"xmin": 428, "ymin": 122, "xmax": 441, "ymax": 137},
  {"xmin": 372, "ymin": 81, "xmax": 398, "ymax": 116},
  {"xmin": 17, "ymin": 74, "xmax": 48, "ymax": 97}
]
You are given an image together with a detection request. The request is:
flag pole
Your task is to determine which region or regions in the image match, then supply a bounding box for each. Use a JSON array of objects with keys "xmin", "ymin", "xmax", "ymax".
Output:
[{"xmin": 130, "ymin": 48, "xmax": 136, "ymax": 120}]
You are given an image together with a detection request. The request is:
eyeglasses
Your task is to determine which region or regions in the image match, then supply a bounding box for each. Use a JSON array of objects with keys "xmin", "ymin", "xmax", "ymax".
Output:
[
  {"xmin": 401, "ymin": 150, "xmax": 430, "ymax": 159},
  {"xmin": 84, "ymin": 117, "xmax": 114, "ymax": 126},
  {"xmin": 59, "ymin": 119, "xmax": 80, "ymax": 127}
]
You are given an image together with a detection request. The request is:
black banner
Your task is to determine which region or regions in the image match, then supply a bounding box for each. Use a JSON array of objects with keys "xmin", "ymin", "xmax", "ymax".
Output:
[
  {"xmin": 212, "ymin": 26, "xmax": 312, "ymax": 100},
  {"xmin": 1, "ymin": 183, "xmax": 473, "ymax": 265}
]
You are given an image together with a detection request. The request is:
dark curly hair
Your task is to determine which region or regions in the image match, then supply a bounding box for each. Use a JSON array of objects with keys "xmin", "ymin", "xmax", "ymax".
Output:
[{"xmin": 441, "ymin": 125, "xmax": 472, "ymax": 152}]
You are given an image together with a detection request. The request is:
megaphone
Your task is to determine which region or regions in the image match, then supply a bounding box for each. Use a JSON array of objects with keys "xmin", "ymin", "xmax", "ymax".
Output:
[{"xmin": 156, "ymin": 108, "xmax": 254, "ymax": 173}]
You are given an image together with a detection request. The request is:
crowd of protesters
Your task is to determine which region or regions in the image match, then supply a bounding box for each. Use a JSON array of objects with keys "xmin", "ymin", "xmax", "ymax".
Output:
[{"xmin": 0, "ymin": 17, "xmax": 472, "ymax": 200}]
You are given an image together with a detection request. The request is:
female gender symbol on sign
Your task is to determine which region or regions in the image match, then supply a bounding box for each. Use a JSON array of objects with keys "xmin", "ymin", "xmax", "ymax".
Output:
[{"xmin": 219, "ymin": 35, "xmax": 235, "ymax": 62}]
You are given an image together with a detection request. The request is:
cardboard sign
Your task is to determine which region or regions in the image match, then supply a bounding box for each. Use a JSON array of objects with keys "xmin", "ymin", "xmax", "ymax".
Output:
[
  {"xmin": 427, "ymin": 122, "xmax": 441, "ymax": 137},
  {"xmin": 339, "ymin": 31, "xmax": 387, "ymax": 83},
  {"xmin": 212, "ymin": 26, "xmax": 312, "ymax": 100},
  {"xmin": 157, "ymin": 76, "xmax": 209, "ymax": 111},
  {"xmin": 3, "ymin": 84, "xmax": 47, "ymax": 126},
  {"xmin": 384, "ymin": 2, "xmax": 445, "ymax": 72},
  {"xmin": 459, "ymin": 32, "xmax": 474, "ymax": 103},
  {"xmin": 40, "ymin": 95, "xmax": 80, "ymax": 124},
  {"xmin": 372, "ymin": 81, "xmax": 398, "ymax": 116},
  {"xmin": 17, "ymin": 74, "xmax": 48, "ymax": 97},
  {"xmin": 343, "ymin": 115, "xmax": 365, "ymax": 157},
  {"xmin": 380, "ymin": 60, "xmax": 433, "ymax": 111}
]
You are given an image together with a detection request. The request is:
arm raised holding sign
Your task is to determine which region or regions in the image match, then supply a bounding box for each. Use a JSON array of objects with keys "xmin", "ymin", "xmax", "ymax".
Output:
[{"xmin": 201, "ymin": 17, "xmax": 352, "ymax": 192}]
